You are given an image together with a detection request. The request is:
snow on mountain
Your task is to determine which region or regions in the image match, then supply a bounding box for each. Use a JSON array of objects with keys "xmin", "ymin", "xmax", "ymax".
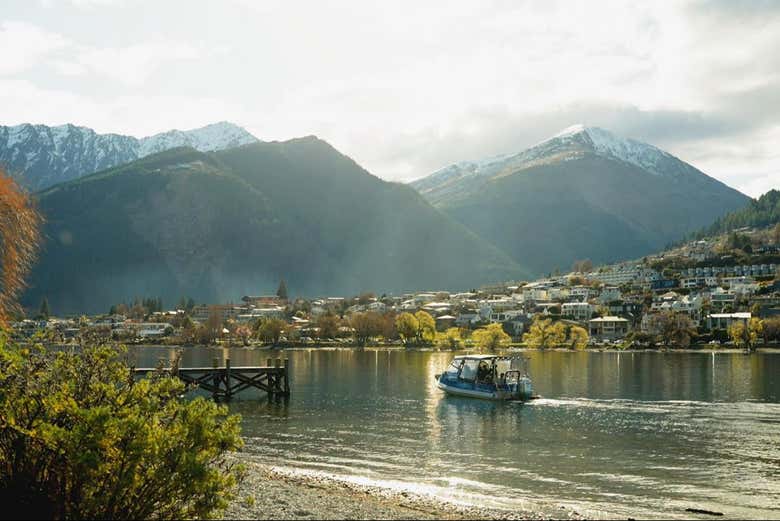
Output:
[
  {"xmin": 138, "ymin": 121, "xmax": 258, "ymax": 156},
  {"xmin": 0, "ymin": 121, "xmax": 259, "ymax": 191},
  {"xmin": 411, "ymin": 124, "xmax": 707, "ymax": 204}
]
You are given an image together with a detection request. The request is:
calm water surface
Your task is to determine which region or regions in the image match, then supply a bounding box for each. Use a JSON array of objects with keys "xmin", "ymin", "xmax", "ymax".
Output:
[{"xmin": 134, "ymin": 348, "xmax": 780, "ymax": 519}]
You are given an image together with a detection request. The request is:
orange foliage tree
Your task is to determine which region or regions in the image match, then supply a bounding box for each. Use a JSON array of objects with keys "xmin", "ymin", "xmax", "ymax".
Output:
[{"xmin": 0, "ymin": 169, "xmax": 41, "ymax": 321}]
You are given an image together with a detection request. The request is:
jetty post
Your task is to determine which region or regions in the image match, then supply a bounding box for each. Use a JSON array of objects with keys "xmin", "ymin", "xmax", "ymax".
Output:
[{"xmin": 134, "ymin": 358, "xmax": 289, "ymax": 400}]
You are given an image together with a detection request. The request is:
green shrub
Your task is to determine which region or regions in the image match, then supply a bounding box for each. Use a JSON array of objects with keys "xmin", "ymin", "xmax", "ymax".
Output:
[{"xmin": 0, "ymin": 333, "xmax": 243, "ymax": 519}]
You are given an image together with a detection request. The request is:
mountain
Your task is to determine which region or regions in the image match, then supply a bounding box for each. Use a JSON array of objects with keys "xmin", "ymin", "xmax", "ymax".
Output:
[
  {"xmin": 693, "ymin": 189, "xmax": 780, "ymax": 238},
  {"xmin": 410, "ymin": 124, "xmax": 750, "ymax": 275},
  {"xmin": 0, "ymin": 121, "xmax": 258, "ymax": 191},
  {"xmin": 24, "ymin": 139, "xmax": 527, "ymax": 314}
]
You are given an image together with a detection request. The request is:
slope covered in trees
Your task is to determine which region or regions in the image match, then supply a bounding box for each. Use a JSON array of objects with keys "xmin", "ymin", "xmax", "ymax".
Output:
[
  {"xmin": 24, "ymin": 140, "xmax": 528, "ymax": 313},
  {"xmin": 693, "ymin": 189, "xmax": 780, "ymax": 238},
  {"xmin": 412, "ymin": 125, "xmax": 749, "ymax": 276}
]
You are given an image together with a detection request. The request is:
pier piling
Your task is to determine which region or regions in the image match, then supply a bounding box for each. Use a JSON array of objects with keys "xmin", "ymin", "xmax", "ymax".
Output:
[{"xmin": 134, "ymin": 358, "xmax": 290, "ymax": 400}]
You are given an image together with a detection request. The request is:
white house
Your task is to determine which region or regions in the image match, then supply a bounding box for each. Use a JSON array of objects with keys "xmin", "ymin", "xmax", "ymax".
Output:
[
  {"xmin": 588, "ymin": 316, "xmax": 629, "ymax": 340},
  {"xmin": 706, "ymin": 312, "xmax": 751, "ymax": 330},
  {"xmin": 561, "ymin": 302, "xmax": 593, "ymax": 321}
]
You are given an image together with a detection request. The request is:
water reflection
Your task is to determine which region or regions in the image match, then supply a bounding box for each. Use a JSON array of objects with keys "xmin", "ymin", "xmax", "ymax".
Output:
[{"xmin": 131, "ymin": 347, "xmax": 780, "ymax": 519}]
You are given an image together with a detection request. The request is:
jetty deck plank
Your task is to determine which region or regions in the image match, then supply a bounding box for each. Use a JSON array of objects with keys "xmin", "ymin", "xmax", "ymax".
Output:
[{"xmin": 133, "ymin": 358, "xmax": 290, "ymax": 400}]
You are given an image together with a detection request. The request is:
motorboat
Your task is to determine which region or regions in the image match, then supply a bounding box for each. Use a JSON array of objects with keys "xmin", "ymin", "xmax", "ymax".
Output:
[{"xmin": 435, "ymin": 354, "xmax": 534, "ymax": 401}]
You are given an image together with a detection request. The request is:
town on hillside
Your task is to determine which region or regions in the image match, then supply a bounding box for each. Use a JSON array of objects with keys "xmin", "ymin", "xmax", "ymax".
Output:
[{"xmin": 14, "ymin": 226, "xmax": 780, "ymax": 351}]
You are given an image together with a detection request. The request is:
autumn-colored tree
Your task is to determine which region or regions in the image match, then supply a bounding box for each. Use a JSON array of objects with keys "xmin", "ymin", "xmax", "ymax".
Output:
[
  {"xmin": 566, "ymin": 324, "xmax": 589, "ymax": 350},
  {"xmin": 729, "ymin": 317, "xmax": 764, "ymax": 351},
  {"xmin": 437, "ymin": 327, "xmax": 462, "ymax": 350},
  {"xmin": 414, "ymin": 310, "xmax": 436, "ymax": 345},
  {"xmin": 315, "ymin": 313, "xmax": 340, "ymax": 339},
  {"xmin": 395, "ymin": 312, "xmax": 419, "ymax": 345},
  {"xmin": 379, "ymin": 311, "xmax": 398, "ymax": 341},
  {"xmin": 645, "ymin": 311, "xmax": 696, "ymax": 348},
  {"xmin": 522, "ymin": 317, "xmax": 566, "ymax": 349},
  {"xmin": 472, "ymin": 323, "xmax": 511, "ymax": 351},
  {"xmin": 349, "ymin": 311, "xmax": 383, "ymax": 346},
  {"xmin": 572, "ymin": 259, "xmax": 593, "ymax": 273},
  {"xmin": 256, "ymin": 318, "xmax": 286, "ymax": 345},
  {"xmin": 0, "ymin": 171, "xmax": 41, "ymax": 322},
  {"xmin": 762, "ymin": 317, "xmax": 780, "ymax": 343}
]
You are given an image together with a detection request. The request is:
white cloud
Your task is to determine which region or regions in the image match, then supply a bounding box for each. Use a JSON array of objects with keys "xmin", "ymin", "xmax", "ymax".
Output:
[
  {"xmin": 0, "ymin": 21, "xmax": 69, "ymax": 75},
  {"xmin": 72, "ymin": 42, "xmax": 202, "ymax": 86},
  {"xmin": 0, "ymin": 0, "xmax": 778, "ymax": 197}
]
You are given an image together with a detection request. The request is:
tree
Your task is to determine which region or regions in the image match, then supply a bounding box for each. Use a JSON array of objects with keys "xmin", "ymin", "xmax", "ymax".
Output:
[
  {"xmin": 395, "ymin": 312, "xmax": 419, "ymax": 345},
  {"xmin": 349, "ymin": 311, "xmax": 383, "ymax": 346},
  {"xmin": 0, "ymin": 170, "xmax": 41, "ymax": 322},
  {"xmin": 257, "ymin": 318, "xmax": 286, "ymax": 345},
  {"xmin": 276, "ymin": 279, "xmax": 288, "ymax": 300},
  {"xmin": 522, "ymin": 317, "xmax": 566, "ymax": 349},
  {"xmin": 357, "ymin": 292, "xmax": 375, "ymax": 306},
  {"xmin": 729, "ymin": 317, "xmax": 764, "ymax": 351},
  {"xmin": 414, "ymin": 310, "xmax": 436, "ymax": 345},
  {"xmin": 566, "ymin": 324, "xmax": 589, "ymax": 350},
  {"xmin": 472, "ymin": 323, "xmax": 511, "ymax": 351},
  {"xmin": 315, "ymin": 313, "xmax": 340, "ymax": 339},
  {"xmin": 773, "ymin": 223, "xmax": 780, "ymax": 245},
  {"xmin": 763, "ymin": 317, "xmax": 780, "ymax": 342},
  {"xmin": 0, "ymin": 340, "xmax": 242, "ymax": 519},
  {"xmin": 646, "ymin": 311, "xmax": 696, "ymax": 348},
  {"xmin": 38, "ymin": 297, "xmax": 50, "ymax": 319},
  {"xmin": 572, "ymin": 259, "xmax": 593, "ymax": 273},
  {"xmin": 437, "ymin": 327, "xmax": 462, "ymax": 350}
]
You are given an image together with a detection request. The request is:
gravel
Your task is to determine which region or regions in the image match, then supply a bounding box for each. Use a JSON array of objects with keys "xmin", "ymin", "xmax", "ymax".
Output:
[{"xmin": 223, "ymin": 458, "xmax": 587, "ymax": 520}]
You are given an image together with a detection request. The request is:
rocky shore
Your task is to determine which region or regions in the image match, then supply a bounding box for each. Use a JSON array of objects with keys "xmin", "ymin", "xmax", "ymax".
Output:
[{"xmin": 224, "ymin": 459, "xmax": 587, "ymax": 520}]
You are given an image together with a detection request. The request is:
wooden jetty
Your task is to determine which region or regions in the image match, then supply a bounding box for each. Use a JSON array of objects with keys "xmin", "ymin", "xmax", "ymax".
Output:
[{"xmin": 134, "ymin": 357, "xmax": 290, "ymax": 400}]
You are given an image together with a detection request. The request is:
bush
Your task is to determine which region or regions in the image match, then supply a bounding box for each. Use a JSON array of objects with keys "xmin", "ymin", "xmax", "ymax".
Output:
[{"xmin": 0, "ymin": 334, "xmax": 243, "ymax": 519}]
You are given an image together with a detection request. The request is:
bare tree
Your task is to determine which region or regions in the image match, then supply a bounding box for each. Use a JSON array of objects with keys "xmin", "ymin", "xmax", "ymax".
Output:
[{"xmin": 0, "ymin": 170, "xmax": 41, "ymax": 321}]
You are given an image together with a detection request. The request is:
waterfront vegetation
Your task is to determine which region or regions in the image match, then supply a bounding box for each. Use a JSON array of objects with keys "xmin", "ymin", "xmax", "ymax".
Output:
[{"xmin": 0, "ymin": 335, "xmax": 243, "ymax": 519}]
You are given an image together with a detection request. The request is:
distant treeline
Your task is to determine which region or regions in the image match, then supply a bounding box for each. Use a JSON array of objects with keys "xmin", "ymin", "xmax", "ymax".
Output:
[{"xmin": 693, "ymin": 189, "xmax": 780, "ymax": 239}]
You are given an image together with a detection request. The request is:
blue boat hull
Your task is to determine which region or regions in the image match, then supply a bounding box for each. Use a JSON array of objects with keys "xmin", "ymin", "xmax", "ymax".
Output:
[{"xmin": 436, "ymin": 375, "xmax": 533, "ymax": 401}]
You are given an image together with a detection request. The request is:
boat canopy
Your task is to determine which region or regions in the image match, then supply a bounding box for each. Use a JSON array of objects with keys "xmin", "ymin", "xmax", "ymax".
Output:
[{"xmin": 453, "ymin": 354, "xmax": 528, "ymax": 362}]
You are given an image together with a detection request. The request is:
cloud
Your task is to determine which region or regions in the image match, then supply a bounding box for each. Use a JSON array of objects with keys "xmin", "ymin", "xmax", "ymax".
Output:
[
  {"xmin": 0, "ymin": 1, "xmax": 778, "ymax": 198},
  {"xmin": 71, "ymin": 42, "xmax": 203, "ymax": 86},
  {"xmin": 0, "ymin": 21, "xmax": 70, "ymax": 75}
]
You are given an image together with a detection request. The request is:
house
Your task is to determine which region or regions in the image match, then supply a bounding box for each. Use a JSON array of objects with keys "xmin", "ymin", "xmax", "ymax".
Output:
[
  {"xmin": 192, "ymin": 304, "xmax": 243, "ymax": 322},
  {"xmin": 435, "ymin": 315, "xmax": 457, "ymax": 331},
  {"xmin": 561, "ymin": 302, "xmax": 593, "ymax": 321},
  {"xmin": 137, "ymin": 323, "xmax": 174, "ymax": 338},
  {"xmin": 598, "ymin": 286, "xmax": 622, "ymax": 304},
  {"xmin": 705, "ymin": 312, "xmax": 751, "ymax": 331},
  {"xmin": 588, "ymin": 316, "xmax": 629, "ymax": 340},
  {"xmin": 568, "ymin": 286, "xmax": 591, "ymax": 302},
  {"xmin": 455, "ymin": 312, "xmax": 481, "ymax": 327},
  {"xmin": 242, "ymin": 295, "xmax": 285, "ymax": 306}
]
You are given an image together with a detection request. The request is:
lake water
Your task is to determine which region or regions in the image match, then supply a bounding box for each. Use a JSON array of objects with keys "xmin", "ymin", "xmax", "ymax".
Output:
[{"xmin": 134, "ymin": 347, "xmax": 780, "ymax": 519}]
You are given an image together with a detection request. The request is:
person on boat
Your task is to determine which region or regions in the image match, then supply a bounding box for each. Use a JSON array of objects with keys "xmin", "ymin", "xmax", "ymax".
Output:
[{"xmin": 477, "ymin": 361, "xmax": 493, "ymax": 384}]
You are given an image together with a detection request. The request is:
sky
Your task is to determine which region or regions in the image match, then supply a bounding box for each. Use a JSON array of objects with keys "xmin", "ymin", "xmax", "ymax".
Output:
[{"xmin": 1, "ymin": 0, "xmax": 778, "ymax": 197}]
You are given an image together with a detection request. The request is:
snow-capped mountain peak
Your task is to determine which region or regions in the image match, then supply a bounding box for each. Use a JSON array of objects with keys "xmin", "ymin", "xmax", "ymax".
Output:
[
  {"xmin": 0, "ymin": 121, "xmax": 260, "ymax": 191},
  {"xmin": 539, "ymin": 124, "xmax": 673, "ymax": 176},
  {"xmin": 138, "ymin": 121, "xmax": 258, "ymax": 156},
  {"xmin": 411, "ymin": 124, "xmax": 712, "ymax": 205}
]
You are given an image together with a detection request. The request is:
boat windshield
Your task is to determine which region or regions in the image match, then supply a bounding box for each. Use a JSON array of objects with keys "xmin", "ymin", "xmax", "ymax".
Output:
[
  {"xmin": 459, "ymin": 359, "xmax": 480, "ymax": 381},
  {"xmin": 495, "ymin": 359, "xmax": 512, "ymax": 376},
  {"xmin": 444, "ymin": 360, "xmax": 461, "ymax": 376}
]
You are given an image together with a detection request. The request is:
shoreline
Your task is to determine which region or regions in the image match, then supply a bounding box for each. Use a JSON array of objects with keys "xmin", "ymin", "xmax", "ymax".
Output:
[
  {"xmin": 125, "ymin": 342, "xmax": 780, "ymax": 354},
  {"xmin": 224, "ymin": 458, "xmax": 589, "ymax": 520}
]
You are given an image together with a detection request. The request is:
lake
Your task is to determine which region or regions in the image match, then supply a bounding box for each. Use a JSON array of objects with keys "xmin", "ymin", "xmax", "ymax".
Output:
[{"xmin": 133, "ymin": 347, "xmax": 780, "ymax": 519}]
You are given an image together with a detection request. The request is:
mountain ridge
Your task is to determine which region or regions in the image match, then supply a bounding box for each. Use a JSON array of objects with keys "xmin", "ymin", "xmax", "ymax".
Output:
[
  {"xmin": 0, "ymin": 121, "xmax": 259, "ymax": 191},
  {"xmin": 24, "ymin": 139, "xmax": 528, "ymax": 313},
  {"xmin": 410, "ymin": 125, "xmax": 750, "ymax": 275}
]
